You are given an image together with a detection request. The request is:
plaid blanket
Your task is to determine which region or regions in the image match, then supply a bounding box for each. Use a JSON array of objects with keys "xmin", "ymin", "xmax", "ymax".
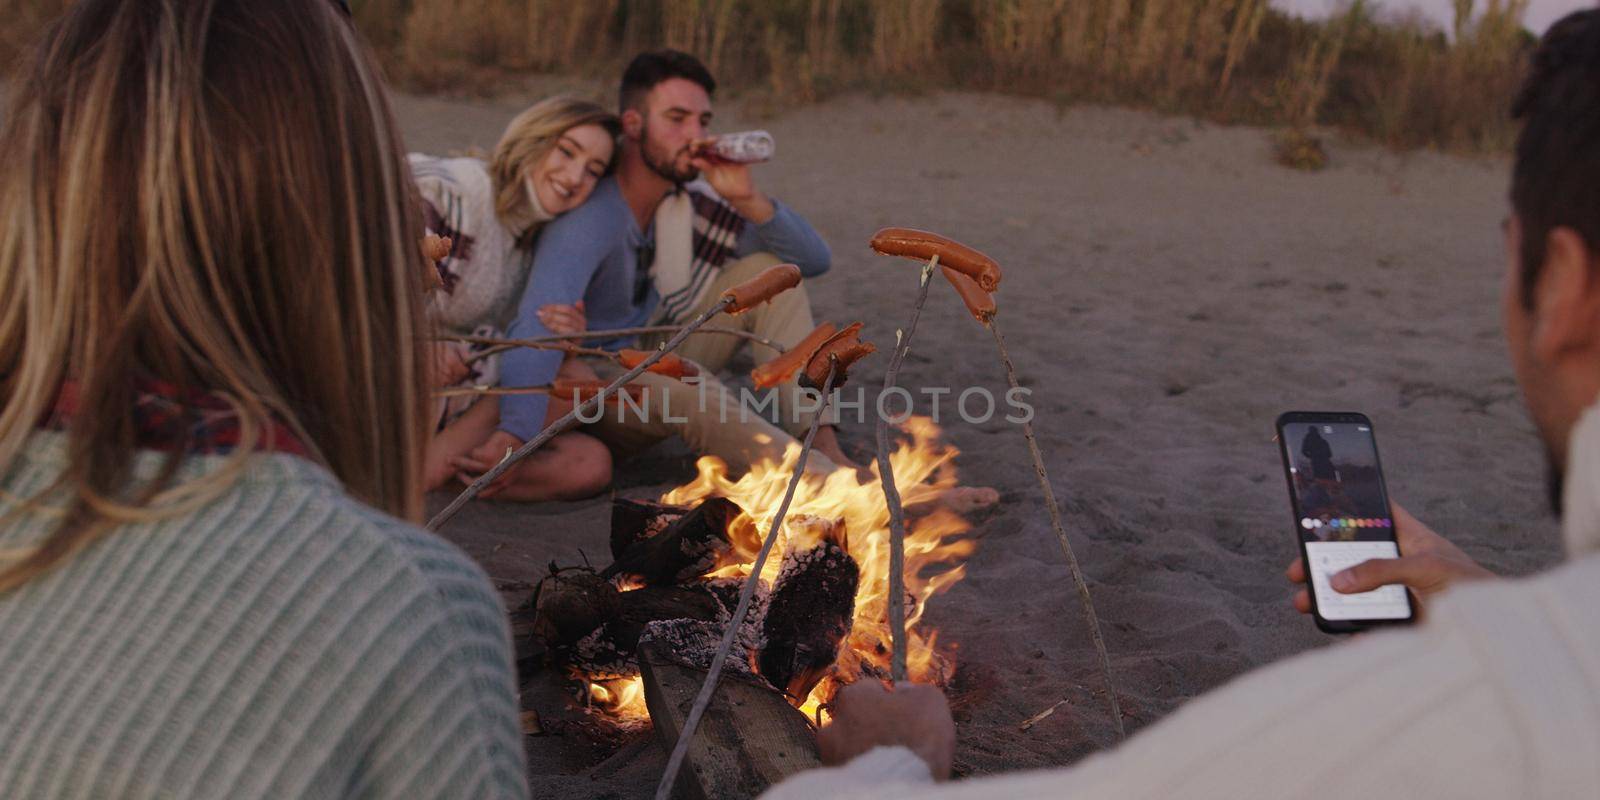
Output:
[{"xmin": 649, "ymin": 181, "xmax": 747, "ymax": 324}]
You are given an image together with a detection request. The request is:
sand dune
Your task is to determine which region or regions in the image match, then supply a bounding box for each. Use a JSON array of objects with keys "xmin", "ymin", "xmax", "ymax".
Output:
[{"xmin": 404, "ymin": 86, "xmax": 1561, "ymax": 795}]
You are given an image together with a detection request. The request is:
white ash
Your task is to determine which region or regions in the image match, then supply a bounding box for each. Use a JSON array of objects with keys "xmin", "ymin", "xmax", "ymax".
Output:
[
  {"xmin": 640, "ymin": 619, "xmax": 764, "ymax": 683},
  {"xmin": 674, "ymin": 535, "xmax": 730, "ymax": 580},
  {"xmin": 703, "ymin": 576, "xmax": 770, "ymax": 654},
  {"xmin": 773, "ymin": 539, "xmax": 855, "ymax": 594}
]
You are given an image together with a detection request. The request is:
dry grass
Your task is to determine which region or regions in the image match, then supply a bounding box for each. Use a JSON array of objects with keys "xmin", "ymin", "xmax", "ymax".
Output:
[
  {"xmin": 3, "ymin": 1, "xmax": 1536, "ymax": 154},
  {"xmin": 1273, "ymin": 128, "xmax": 1329, "ymax": 171}
]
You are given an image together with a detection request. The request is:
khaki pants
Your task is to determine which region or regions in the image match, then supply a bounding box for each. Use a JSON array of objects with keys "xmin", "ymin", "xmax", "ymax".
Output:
[
  {"xmin": 640, "ymin": 252, "xmax": 838, "ymax": 437},
  {"xmin": 584, "ymin": 252, "xmax": 838, "ymax": 474},
  {"xmin": 584, "ymin": 359, "xmax": 837, "ymax": 475}
]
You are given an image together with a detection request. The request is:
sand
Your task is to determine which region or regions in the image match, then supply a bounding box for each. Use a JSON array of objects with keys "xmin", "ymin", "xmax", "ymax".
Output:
[{"xmin": 400, "ymin": 86, "xmax": 1563, "ymax": 796}]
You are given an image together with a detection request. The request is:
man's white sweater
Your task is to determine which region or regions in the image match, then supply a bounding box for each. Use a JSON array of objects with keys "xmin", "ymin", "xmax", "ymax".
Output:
[{"xmin": 763, "ymin": 405, "xmax": 1600, "ymax": 800}]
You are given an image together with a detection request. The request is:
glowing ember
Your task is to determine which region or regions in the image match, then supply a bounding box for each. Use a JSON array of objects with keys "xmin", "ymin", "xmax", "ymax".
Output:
[{"xmin": 585, "ymin": 417, "xmax": 976, "ymax": 725}]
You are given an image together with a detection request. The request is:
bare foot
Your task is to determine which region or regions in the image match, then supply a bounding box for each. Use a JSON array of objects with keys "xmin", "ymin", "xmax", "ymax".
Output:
[
  {"xmin": 811, "ymin": 425, "xmax": 860, "ymax": 470},
  {"xmin": 929, "ymin": 486, "xmax": 1001, "ymax": 513}
]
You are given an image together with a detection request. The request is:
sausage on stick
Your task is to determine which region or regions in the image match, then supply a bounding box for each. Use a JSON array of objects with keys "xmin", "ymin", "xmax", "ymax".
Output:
[
  {"xmin": 618, "ymin": 349, "xmax": 699, "ymax": 379},
  {"xmin": 751, "ymin": 322, "xmax": 837, "ymax": 389},
  {"xmin": 428, "ymin": 268, "xmax": 807, "ymax": 531},
  {"xmin": 870, "ymin": 227, "xmax": 1001, "ymax": 292},
  {"xmin": 800, "ymin": 322, "xmax": 875, "ymax": 390},
  {"xmin": 723, "ymin": 263, "xmax": 802, "ymax": 314}
]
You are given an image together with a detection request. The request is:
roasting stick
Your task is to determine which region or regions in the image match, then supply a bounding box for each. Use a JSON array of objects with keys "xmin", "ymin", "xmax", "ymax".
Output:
[
  {"xmin": 937, "ymin": 265, "xmax": 1126, "ymax": 741},
  {"xmin": 655, "ymin": 362, "xmax": 841, "ymax": 800},
  {"xmin": 984, "ymin": 315, "xmax": 1124, "ymax": 739},
  {"xmin": 450, "ymin": 340, "xmax": 613, "ymax": 360},
  {"xmin": 427, "ymin": 264, "xmax": 803, "ymax": 532},
  {"xmin": 449, "ymin": 326, "xmax": 785, "ymax": 366},
  {"xmin": 432, "ymin": 385, "xmax": 575, "ymax": 398},
  {"xmin": 874, "ymin": 254, "xmax": 940, "ymax": 682},
  {"xmin": 879, "ymin": 227, "xmax": 1125, "ymax": 740},
  {"xmin": 431, "ymin": 382, "xmax": 646, "ymax": 399}
]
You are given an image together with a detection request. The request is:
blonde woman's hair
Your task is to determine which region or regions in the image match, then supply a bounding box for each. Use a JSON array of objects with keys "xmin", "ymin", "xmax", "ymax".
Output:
[
  {"xmin": 489, "ymin": 96, "xmax": 620, "ymax": 237},
  {"xmin": 0, "ymin": 0, "xmax": 432, "ymax": 591}
]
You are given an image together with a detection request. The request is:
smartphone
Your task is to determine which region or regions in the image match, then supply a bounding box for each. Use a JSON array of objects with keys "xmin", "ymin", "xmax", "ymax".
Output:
[{"xmin": 1275, "ymin": 411, "xmax": 1415, "ymax": 633}]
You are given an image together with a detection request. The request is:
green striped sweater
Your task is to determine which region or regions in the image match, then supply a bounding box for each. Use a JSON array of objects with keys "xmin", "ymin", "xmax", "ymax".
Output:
[{"xmin": 0, "ymin": 433, "xmax": 528, "ymax": 798}]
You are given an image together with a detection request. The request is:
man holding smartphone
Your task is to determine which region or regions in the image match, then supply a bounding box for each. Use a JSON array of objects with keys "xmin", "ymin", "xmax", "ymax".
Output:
[{"xmin": 761, "ymin": 10, "xmax": 1600, "ymax": 798}]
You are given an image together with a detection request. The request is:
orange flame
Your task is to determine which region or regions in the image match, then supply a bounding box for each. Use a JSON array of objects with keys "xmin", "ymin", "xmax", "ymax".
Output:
[
  {"xmin": 587, "ymin": 676, "xmax": 649, "ymax": 725},
  {"xmin": 587, "ymin": 417, "xmax": 976, "ymax": 725}
]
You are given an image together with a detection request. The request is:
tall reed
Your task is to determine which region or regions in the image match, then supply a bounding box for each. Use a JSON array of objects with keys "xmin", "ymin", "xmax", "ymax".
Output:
[{"xmin": 3, "ymin": 1, "xmax": 1538, "ymax": 154}]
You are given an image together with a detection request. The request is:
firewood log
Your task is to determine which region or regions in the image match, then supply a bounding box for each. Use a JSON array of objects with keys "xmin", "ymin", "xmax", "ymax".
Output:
[
  {"xmin": 638, "ymin": 635, "xmax": 820, "ymax": 800},
  {"xmin": 610, "ymin": 497, "xmax": 688, "ymax": 561},
  {"xmin": 531, "ymin": 568, "xmax": 619, "ymax": 648},
  {"xmin": 619, "ymin": 584, "xmax": 723, "ymax": 626},
  {"xmin": 564, "ymin": 584, "xmax": 729, "ymax": 678},
  {"xmin": 639, "ymin": 618, "xmax": 761, "ymax": 681},
  {"xmin": 758, "ymin": 515, "xmax": 859, "ymax": 703},
  {"xmin": 601, "ymin": 497, "xmax": 743, "ymax": 586}
]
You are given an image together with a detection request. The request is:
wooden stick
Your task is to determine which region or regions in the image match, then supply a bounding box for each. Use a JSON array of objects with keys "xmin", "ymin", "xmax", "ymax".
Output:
[
  {"xmin": 462, "ymin": 344, "xmax": 560, "ymax": 366},
  {"xmin": 433, "ymin": 335, "xmax": 612, "ymax": 361},
  {"xmin": 432, "ymin": 385, "xmax": 560, "ymax": 398},
  {"xmin": 440, "ymin": 326, "xmax": 786, "ymax": 366},
  {"xmin": 874, "ymin": 254, "xmax": 939, "ymax": 683},
  {"xmin": 986, "ymin": 315, "xmax": 1126, "ymax": 740},
  {"xmin": 426, "ymin": 300, "xmax": 734, "ymax": 532},
  {"xmin": 654, "ymin": 362, "xmax": 840, "ymax": 800},
  {"xmin": 430, "ymin": 384, "xmax": 645, "ymax": 399}
]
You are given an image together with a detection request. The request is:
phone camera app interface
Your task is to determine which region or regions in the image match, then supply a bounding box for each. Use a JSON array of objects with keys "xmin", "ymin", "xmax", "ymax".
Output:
[{"xmin": 1283, "ymin": 422, "xmax": 1409, "ymax": 621}]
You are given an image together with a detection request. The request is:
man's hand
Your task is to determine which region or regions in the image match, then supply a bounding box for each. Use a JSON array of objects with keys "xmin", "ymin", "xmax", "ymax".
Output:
[
  {"xmin": 450, "ymin": 430, "xmax": 524, "ymax": 500},
  {"xmin": 430, "ymin": 343, "xmax": 470, "ymax": 388},
  {"xmin": 538, "ymin": 300, "xmax": 587, "ymax": 339},
  {"xmin": 690, "ymin": 138, "xmax": 775, "ymax": 224},
  {"xmin": 1286, "ymin": 502, "xmax": 1493, "ymax": 613},
  {"xmin": 817, "ymin": 682, "xmax": 955, "ymax": 781}
]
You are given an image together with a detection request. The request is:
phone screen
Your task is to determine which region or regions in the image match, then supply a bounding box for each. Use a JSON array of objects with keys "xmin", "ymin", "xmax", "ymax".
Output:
[{"xmin": 1279, "ymin": 418, "xmax": 1413, "ymax": 624}]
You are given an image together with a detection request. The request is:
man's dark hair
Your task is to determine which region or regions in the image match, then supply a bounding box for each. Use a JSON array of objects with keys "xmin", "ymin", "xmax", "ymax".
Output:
[
  {"xmin": 1511, "ymin": 9, "xmax": 1600, "ymax": 307},
  {"xmin": 619, "ymin": 49, "xmax": 716, "ymax": 114}
]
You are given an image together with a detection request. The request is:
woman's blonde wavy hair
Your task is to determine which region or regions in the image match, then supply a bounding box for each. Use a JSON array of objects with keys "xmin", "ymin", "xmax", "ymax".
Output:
[
  {"xmin": 0, "ymin": 0, "xmax": 432, "ymax": 592},
  {"xmin": 489, "ymin": 96, "xmax": 620, "ymax": 241}
]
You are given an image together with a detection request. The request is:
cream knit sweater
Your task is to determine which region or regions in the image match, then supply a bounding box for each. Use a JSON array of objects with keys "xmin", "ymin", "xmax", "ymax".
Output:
[
  {"xmin": 764, "ymin": 404, "xmax": 1600, "ymax": 800},
  {"xmin": 410, "ymin": 154, "xmax": 540, "ymax": 334}
]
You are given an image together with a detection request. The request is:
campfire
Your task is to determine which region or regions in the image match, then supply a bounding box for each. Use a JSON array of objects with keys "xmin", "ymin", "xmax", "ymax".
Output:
[{"xmin": 532, "ymin": 417, "xmax": 976, "ymax": 728}]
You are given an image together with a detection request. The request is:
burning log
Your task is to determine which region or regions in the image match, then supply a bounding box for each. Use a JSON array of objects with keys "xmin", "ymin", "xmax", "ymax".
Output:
[
  {"xmin": 552, "ymin": 583, "xmax": 728, "ymax": 677},
  {"xmin": 601, "ymin": 497, "xmax": 743, "ymax": 587},
  {"xmin": 571, "ymin": 622, "xmax": 639, "ymax": 681},
  {"xmin": 620, "ymin": 584, "xmax": 724, "ymax": 627},
  {"xmin": 701, "ymin": 576, "xmax": 760, "ymax": 622},
  {"xmin": 639, "ymin": 635, "xmax": 820, "ymax": 800},
  {"xmin": 532, "ymin": 568, "xmax": 619, "ymax": 647},
  {"xmin": 536, "ymin": 492, "xmax": 869, "ymax": 785},
  {"xmin": 610, "ymin": 497, "xmax": 689, "ymax": 561},
  {"xmin": 758, "ymin": 515, "xmax": 859, "ymax": 702},
  {"xmin": 639, "ymin": 618, "xmax": 762, "ymax": 681}
]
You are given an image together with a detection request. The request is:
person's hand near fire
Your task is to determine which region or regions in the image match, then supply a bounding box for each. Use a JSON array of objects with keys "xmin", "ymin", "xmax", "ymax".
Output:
[{"xmin": 816, "ymin": 681, "xmax": 956, "ymax": 781}]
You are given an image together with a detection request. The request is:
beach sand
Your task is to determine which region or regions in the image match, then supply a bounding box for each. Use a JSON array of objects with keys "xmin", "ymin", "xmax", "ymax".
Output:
[{"xmin": 401, "ymin": 86, "xmax": 1562, "ymax": 795}]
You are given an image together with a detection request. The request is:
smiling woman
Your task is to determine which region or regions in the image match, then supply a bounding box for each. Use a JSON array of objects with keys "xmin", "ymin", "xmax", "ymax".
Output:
[{"xmin": 411, "ymin": 97, "xmax": 621, "ymax": 499}]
